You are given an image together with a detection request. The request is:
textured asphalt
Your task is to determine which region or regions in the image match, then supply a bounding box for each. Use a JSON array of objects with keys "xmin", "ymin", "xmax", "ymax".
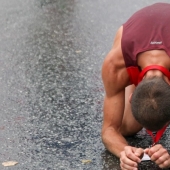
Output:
[{"xmin": 0, "ymin": 0, "xmax": 170, "ymax": 170}]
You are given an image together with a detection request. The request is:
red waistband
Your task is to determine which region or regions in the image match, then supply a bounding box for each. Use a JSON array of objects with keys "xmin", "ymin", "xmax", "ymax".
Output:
[
  {"xmin": 138, "ymin": 65, "xmax": 170, "ymax": 84},
  {"xmin": 127, "ymin": 65, "xmax": 170, "ymax": 86}
]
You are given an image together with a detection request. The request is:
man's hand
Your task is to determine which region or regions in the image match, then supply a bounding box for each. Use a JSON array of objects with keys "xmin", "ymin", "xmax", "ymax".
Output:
[
  {"xmin": 145, "ymin": 144, "xmax": 170, "ymax": 169},
  {"xmin": 120, "ymin": 146, "xmax": 144, "ymax": 170}
]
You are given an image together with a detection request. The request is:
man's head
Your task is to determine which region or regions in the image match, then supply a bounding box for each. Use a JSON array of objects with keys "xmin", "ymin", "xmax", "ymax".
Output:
[{"xmin": 131, "ymin": 76, "xmax": 170, "ymax": 131}]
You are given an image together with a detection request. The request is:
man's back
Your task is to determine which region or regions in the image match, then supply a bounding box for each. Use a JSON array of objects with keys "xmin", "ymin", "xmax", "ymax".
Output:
[{"xmin": 122, "ymin": 3, "xmax": 170, "ymax": 68}]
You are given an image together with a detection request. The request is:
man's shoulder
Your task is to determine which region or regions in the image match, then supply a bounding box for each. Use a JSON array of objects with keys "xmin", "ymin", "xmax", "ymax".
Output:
[
  {"xmin": 112, "ymin": 26, "xmax": 123, "ymax": 49},
  {"xmin": 104, "ymin": 25, "xmax": 124, "ymax": 70},
  {"xmin": 103, "ymin": 48, "xmax": 124, "ymax": 70},
  {"xmin": 102, "ymin": 48, "xmax": 130, "ymax": 89}
]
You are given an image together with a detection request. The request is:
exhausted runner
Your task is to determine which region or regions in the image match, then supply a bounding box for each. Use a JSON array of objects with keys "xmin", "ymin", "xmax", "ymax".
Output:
[{"xmin": 102, "ymin": 3, "xmax": 170, "ymax": 169}]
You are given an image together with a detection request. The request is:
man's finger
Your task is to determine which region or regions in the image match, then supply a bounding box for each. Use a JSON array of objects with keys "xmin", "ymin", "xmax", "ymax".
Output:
[
  {"xmin": 148, "ymin": 144, "xmax": 162, "ymax": 154},
  {"xmin": 159, "ymin": 159, "xmax": 170, "ymax": 169},
  {"xmin": 134, "ymin": 148, "xmax": 144, "ymax": 159},
  {"xmin": 124, "ymin": 146, "xmax": 141, "ymax": 163},
  {"xmin": 144, "ymin": 148, "xmax": 149, "ymax": 154},
  {"xmin": 151, "ymin": 147, "xmax": 168, "ymax": 163},
  {"xmin": 120, "ymin": 160, "xmax": 138, "ymax": 170},
  {"xmin": 155, "ymin": 153, "xmax": 169, "ymax": 165}
]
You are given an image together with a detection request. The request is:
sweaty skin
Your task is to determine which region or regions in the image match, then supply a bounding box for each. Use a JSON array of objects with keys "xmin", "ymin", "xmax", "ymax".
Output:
[{"xmin": 101, "ymin": 26, "xmax": 170, "ymax": 169}]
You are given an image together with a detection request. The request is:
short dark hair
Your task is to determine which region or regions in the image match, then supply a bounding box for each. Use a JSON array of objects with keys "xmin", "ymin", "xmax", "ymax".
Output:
[{"xmin": 131, "ymin": 77, "xmax": 170, "ymax": 131}]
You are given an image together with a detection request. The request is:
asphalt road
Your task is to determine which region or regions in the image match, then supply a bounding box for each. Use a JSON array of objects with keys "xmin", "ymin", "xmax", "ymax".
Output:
[{"xmin": 0, "ymin": 0, "xmax": 170, "ymax": 170}]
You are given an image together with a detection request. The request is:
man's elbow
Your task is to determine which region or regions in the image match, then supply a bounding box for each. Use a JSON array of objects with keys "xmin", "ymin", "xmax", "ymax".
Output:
[
  {"xmin": 101, "ymin": 127, "xmax": 114, "ymax": 145},
  {"xmin": 101, "ymin": 129, "xmax": 107, "ymax": 147}
]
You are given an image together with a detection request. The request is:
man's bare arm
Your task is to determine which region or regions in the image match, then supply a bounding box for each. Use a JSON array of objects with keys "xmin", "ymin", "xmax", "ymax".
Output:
[{"xmin": 101, "ymin": 46, "xmax": 131, "ymax": 157}]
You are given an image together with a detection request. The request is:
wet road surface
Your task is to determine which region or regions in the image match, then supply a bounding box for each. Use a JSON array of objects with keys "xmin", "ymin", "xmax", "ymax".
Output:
[{"xmin": 0, "ymin": 0, "xmax": 170, "ymax": 169}]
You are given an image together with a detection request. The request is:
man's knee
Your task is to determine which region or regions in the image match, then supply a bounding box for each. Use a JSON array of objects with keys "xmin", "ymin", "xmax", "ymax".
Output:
[{"xmin": 119, "ymin": 123, "xmax": 142, "ymax": 137}]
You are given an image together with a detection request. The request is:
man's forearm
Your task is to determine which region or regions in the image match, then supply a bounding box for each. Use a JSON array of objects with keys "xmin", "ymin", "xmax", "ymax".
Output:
[{"xmin": 102, "ymin": 127, "xmax": 128, "ymax": 157}]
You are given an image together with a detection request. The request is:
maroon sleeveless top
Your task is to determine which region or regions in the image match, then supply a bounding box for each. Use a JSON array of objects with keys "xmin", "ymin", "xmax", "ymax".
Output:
[{"xmin": 121, "ymin": 3, "xmax": 170, "ymax": 85}]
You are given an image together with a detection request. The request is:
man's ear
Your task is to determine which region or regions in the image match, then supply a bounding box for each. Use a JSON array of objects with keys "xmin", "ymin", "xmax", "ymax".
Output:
[{"xmin": 129, "ymin": 93, "xmax": 133, "ymax": 103}]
